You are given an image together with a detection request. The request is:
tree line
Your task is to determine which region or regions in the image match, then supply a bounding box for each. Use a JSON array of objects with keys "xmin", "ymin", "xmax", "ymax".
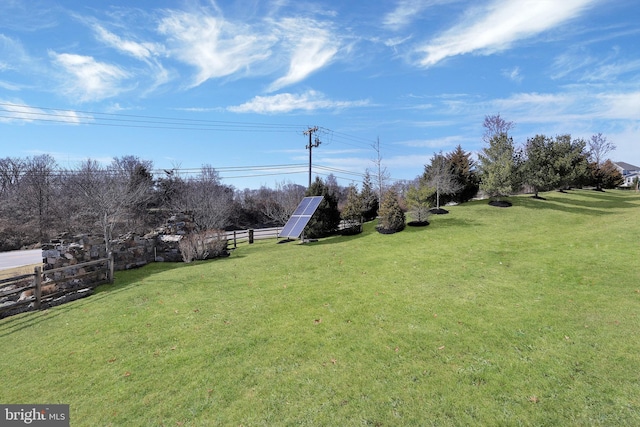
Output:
[{"xmin": 0, "ymin": 114, "xmax": 625, "ymax": 250}]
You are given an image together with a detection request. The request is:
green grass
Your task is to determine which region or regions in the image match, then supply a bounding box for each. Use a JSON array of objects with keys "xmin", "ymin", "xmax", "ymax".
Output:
[{"xmin": 1, "ymin": 189, "xmax": 639, "ymax": 426}]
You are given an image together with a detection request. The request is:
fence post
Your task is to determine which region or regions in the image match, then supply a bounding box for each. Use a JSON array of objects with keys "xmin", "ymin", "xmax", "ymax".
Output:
[
  {"xmin": 248, "ymin": 229, "xmax": 254, "ymax": 244},
  {"xmin": 34, "ymin": 266, "xmax": 42, "ymax": 310},
  {"xmin": 233, "ymin": 231, "xmax": 237, "ymax": 249},
  {"xmin": 108, "ymin": 252, "xmax": 115, "ymax": 283}
]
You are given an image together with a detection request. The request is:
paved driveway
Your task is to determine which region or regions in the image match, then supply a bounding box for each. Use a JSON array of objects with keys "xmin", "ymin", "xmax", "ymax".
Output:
[{"xmin": 0, "ymin": 249, "xmax": 43, "ymax": 270}]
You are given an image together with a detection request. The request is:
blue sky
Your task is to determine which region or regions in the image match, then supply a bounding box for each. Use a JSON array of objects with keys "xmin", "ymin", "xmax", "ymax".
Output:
[{"xmin": 1, "ymin": 0, "xmax": 639, "ymax": 189}]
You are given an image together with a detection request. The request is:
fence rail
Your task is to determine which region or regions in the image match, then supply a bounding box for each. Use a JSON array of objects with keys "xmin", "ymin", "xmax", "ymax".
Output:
[
  {"xmin": 225, "ymin": 227, "xmax": 282, "ymax": 248},
  {"xmin": 0, "ymin": 255, "xmax": 113, "ymax": 318},
  {"xmin": 225, "ymin": 221, "xmax": 354, "ymax": 248}
]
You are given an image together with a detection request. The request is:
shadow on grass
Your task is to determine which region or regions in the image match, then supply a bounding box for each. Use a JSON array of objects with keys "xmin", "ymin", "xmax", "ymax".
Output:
[
  {"xmin": 0, "ymin": 308, "xmax": 65, "ymax": 338},
  {"xmin": 0, "ymin": 256, "xmax": 240, "ymax": 336},
  {"xmin": 299, "ymin": 220, "xmax": 377, "ymax": 247},
  {"xmin": 516, "ymin": 189, "xmax": 638, "ymax": 215},
  {"xmin": 422, "ymin": 215, "xmax": 477, "ymax": 230},
  {"xmin": 303, "ymin": 229, "xmax": 369, "ymax": 247}
]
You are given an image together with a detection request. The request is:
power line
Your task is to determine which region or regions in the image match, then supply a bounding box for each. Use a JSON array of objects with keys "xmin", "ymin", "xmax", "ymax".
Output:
[
  {"xmin": 0, "ymin": 102, "xmax": 304, "ymax": 133},
  {"xmin": 0, "ymin": 102, "xmax": 404, "ymax": 153}
]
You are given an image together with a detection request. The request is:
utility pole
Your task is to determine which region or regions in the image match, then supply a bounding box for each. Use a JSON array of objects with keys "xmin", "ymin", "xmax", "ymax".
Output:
[{"xmin": 304, "ymin": 126, "xmax": 320, "ymax": 188}]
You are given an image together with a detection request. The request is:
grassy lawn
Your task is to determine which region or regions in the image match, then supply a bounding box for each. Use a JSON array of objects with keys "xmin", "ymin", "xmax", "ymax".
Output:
[{"xmin": 1, "ymin": 189, "xmax": 639, "ymax": 426}]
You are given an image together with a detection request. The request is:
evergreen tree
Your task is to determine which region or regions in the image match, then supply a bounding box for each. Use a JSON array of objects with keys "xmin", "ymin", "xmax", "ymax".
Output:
[
  {"xmin": 553, "ymin": 135, "xmax": 589, "ymax": 190},
  {"xmin": 446, "ymin": 145, "xmax": 480, "ymax": 203},
  {"xmin": 478, "ymin": 133, "xmax": 517, "ymax": 203},
  {"xmin": 377, "ymin": 187, "xmax": 405, "ymax": 233},
  {"xmin": 340, "ymin": 184, "xmax": 363, "ymax": 234},
  {"xmin": 523, "ymin": 135, "xmax": 558, "ymax": 198},
  {"xmin": 359, "ymin": 170, "xmax": 379, "ymax": 221},
  {"xmin": 598, "ymin": 160, "xmax": 624, "ymax": 189},
  {"xmin": 304, "ymin": 176, "xmax": 341, "ymax": 238},
  {"xmin": 406, "ymin": 178, "xmax": 432, "ymax": 223}
]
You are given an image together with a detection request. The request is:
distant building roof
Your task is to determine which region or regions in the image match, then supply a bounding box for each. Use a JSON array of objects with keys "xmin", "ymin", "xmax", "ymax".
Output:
[{"xmin": 614, "ymin": 161, "xmax": 640, "ymax": 171}]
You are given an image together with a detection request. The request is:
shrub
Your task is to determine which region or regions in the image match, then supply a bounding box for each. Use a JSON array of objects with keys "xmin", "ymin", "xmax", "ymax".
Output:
[{"xmin": 179, "ymin": 229, "xmax": 228, "ymax": 263}]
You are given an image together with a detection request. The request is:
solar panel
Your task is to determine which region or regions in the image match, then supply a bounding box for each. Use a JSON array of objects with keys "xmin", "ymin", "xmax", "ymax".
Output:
[{"xmin": 279, "ymin": 196, "xmax": 324, "ymax": 239}]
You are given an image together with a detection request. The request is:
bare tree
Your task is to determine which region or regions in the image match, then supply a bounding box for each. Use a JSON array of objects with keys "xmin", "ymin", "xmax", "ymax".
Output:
[
  {"xmin": 371, "ymin": 137, "xmax": 390, "ymax": 204},
  {"xmin": 20, "ymin": 154, "xmax": 58, "ymax": 241},
  {"xmin": 588, "ymin": 133, "xmax": 616, "ymax": 191},
  {"xmin": 483, "ymin": 114, "xmax": 515, "ymax": 144},
  {"xmin": 110, "ymin": 156, "xmax": 155, "ymax": 231},
  {"xmin": 588, "ymin": 133, "xmax": 616, "ymax": 166},
  {"xmin": 0, "ymin": 157, "xmax": 25, "ymax": 198},
  {"xmin": 179, "ymin": 165, "xmax": 234, "ymax": 231},
  {"xmin": 72, "ymin": 159, "xmax": 153, "ymax": 254},
  {"xmin": 424, "ymin": 151, "xmax": 461, "ymax": 212},
  {"xmin": 261, "ymin": 180, "xmax": 306, "ymax": 225},
  {"xmin": 0, "ymin": 157, "xmax": 27, "ymax": 249}
]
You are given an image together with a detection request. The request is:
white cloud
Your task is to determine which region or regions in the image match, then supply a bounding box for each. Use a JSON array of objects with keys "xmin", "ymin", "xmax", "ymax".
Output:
[
  {"xmin": 267, "ymin": 18, "xmax": 340, "ymax": 92},
  {"xmin": 0, "ymin": 34, "xmax": 30, "ymax": 72},
  {"xmin": 607, "ymin": 123, "xmax": 640, "ymax": 163},
  {"xmin": 92, "ymin": 24, "xmax": 161, "ymax": 61},
  {"xmin": 0, "ymin": 100, "xmax": 84, "ymax": 124},
  {"xmin": 398, "ymin": 135, "xmax": 468, "ymax": 148},
  {"xmin": 384, "ymin": 0, "xmax": 426, "ymax": 30},
  {"xmin": 551, "ymin": 46, "xmax": 640, "ymax": 82},
  {"xmin": 580, "ymin": 59, "xmax": 640, "ymax": 82},
  {"xmin": 596, "ymin": 92, "xmax": 640, "ymax": 120},
  {"xmin": 0, "ymin": 80, "xmax": 22, "ymax": 91},
  {"xmin": 550, "ymin": 50, "xmax": 596, "ymax": 80},
  {"xmin": 91, "ymin": 24, "xmax": 170, "ymax": 92},
  {"xmin": 228, "ymin": 90, "xmax": 369, "ymax": 114},
  {"xmin": 157, "ymin": 10, "xmax": 274, "ymax": 88},
  {"xmin": 49, "ymin": 51, "xmax": 130, "ymax": 102},
  {"xmin": 489, "ymin": 90, "xmax": 640, "ymax": 124},
  {"xmin": 502, "ymin": 66, "xmax": 523, "ymax": 83},
  {"xmin": 383, "ymin": 0, "xmax": 450, "ymax": 31},
  {"xmin": 416, "ymin": 0, "xmax": 597, "ymax": 67}
]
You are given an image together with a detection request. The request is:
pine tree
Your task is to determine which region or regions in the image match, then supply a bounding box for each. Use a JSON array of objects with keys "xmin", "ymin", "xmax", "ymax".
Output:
[
  {"xmin": 304, "ymin": 176, "xmax": 341, "ymax": 238},
  {"xmin": 340, "ymin": 184, "xmax": 363, "ymax": 234},
  {"xmin": 552, "ymin": 135, "xmax": 589, "ymax": 190},
  {"xmin": 523, "ymin": 135, "xmax": 558, "ymax": 198},
  {"xmin": 359, "ymin": 170, "xmax": 378, "ymax": 221},
  {"xmin": 478, "ymin": 133, "xmax": 517, "ymax": 204},
  {"xmin": 446, "ymin": 145, "xmax": 479, "ymax": 203},
  {"xmin": 406, "ymin": 178, "xmax": 432, "ymax": 223},
  {"xmin": 377, "ymin": 187, "xmax": 405, "ymax": 233}
]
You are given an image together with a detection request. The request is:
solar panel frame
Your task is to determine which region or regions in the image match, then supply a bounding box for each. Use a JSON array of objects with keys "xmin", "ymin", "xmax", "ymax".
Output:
[{"xmin": 279, "ymin": 196, "xmax": 324, "ymax": 239}]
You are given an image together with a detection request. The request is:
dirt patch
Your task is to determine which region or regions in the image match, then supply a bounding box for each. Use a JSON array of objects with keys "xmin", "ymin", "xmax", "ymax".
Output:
[
  {"xmin": 407, "ymin": 221, "xmax": 430, "ymax": 227},
  {"xmin": 429, "ymin": 208, "xmax": 449, "ymax": 215},
  {"xmin": 488, "ymin": 200, "xmax": 513, "ymax": 208}
]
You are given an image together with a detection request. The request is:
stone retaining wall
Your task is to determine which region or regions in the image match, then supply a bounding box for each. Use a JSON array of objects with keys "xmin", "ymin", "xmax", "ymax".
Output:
[{"xmin": 43, "ymin": 213, "xmax": 195, "ymax": 272}]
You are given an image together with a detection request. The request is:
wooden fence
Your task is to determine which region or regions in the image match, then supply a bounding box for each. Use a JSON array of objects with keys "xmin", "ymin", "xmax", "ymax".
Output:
[
  {"xmin": 225, "ymin": 227, "xmax": 281, "ymax": 249},
  {"xmin": 0, "ymin": 255, "xmax": 113, "ymax": 318},
  {"xmin": 225, "ymin": 222, "xmax": 354, "ymax": 248}
]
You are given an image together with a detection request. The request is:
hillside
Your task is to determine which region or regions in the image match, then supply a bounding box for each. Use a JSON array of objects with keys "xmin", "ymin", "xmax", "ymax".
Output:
[{"xmin": 1, "ymin": 190, "xmax": 639, "ymax": 426}]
